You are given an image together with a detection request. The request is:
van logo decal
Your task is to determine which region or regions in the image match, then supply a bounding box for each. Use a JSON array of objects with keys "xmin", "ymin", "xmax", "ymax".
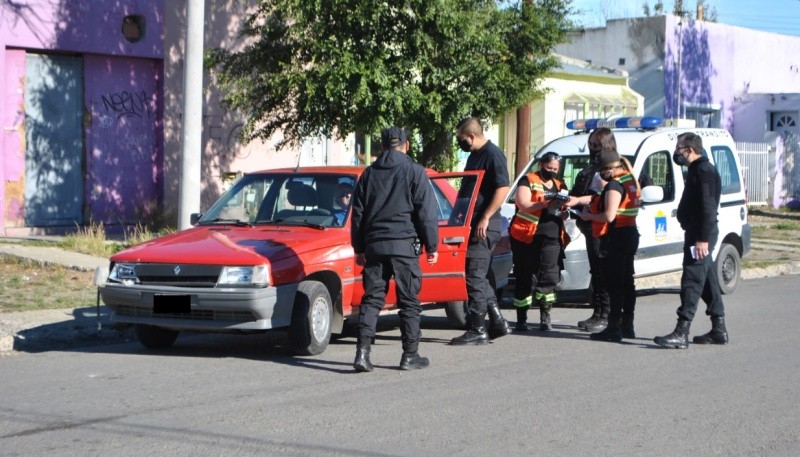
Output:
[
  {"xmin": 655, "ymin": 210, "xmax": 667, "ymax": 241},
  {"xmin": 174, "ymin": 266, "xmax": 181, "ymax": 275}
]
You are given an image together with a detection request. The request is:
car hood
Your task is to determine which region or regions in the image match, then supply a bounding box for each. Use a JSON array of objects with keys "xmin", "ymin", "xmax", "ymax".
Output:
[{"xmin": 110, "ymin": 226, "xmax": 348, "ymax": 265}]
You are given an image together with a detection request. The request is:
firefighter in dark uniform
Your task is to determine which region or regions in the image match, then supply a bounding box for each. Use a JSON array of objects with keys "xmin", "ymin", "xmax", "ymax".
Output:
[
  {"xmin": 351, "ymin": 126, "xmax": 439, "ymax": 372},
  {"xmin": 573, "ymin": 149, "xmax": 641, "ymax": 342},
  {"xmin": 654, "ymin": 132, "xmax": 728, "ymax": 349},
  {"xmin": 450, "ymin": 117, "xmax": 512, "ymax": 345},
  {"xmin": 570, "ymin": 128, "xmax": 614, "ymax": 332}
]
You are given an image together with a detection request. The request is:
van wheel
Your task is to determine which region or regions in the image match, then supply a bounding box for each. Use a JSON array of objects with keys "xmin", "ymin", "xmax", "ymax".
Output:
[
  {"xmin": 289, "ymin": 281, "xmax": 332, "ymax": 356},
  {"xmin": 135, "ymin": 324, "xmax": 179, "ymax": 349},
  {"xmin": 716, "ymin": 243, "xmax": 741, "ymax": 295},
  {"xmin": 443, "ymin": 301, "xmax": 469, "ymax": 329}
]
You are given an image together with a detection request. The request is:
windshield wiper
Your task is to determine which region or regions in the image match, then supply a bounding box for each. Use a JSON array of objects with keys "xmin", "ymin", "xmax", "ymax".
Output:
[
  {"xmin": 200, "ymin": 218, "xmax": 253, "ymax": 227},
  {"xmin": 273, "ymin": 219, "xmax": 326, "ymax": 230}
]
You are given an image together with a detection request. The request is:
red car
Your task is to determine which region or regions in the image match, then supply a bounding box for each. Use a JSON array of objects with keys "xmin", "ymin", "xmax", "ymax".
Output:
[{"xmin": 98, "ymin": 166, "xmax": 512, "ymax": 355}]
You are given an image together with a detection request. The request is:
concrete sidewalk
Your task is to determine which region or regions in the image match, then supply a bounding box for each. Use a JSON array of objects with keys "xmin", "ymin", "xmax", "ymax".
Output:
[{"xmin": 2, "ymin": 239, "xmax": 800, "ymax": 355}]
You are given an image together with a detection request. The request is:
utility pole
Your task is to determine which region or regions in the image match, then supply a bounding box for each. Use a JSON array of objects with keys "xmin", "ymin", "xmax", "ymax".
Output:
[
  {"xmin": 178, "ymin": 0, "xmax": 205, "ymax": 230},
  {"xmin": 515, "ymin": 0, "xmax": 533, "ymax": 178}
]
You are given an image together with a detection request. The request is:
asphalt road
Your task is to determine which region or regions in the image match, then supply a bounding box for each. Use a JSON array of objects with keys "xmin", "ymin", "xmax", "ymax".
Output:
[{"xmin": 1, "ymin": 275, "xmax": 798, "ymax": 457}]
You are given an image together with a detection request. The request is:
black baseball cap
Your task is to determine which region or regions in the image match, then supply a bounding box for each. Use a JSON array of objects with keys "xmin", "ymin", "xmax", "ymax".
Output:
[{"xmin": 381, "ymin": 126, "xmax": 407, "ymax": 148}]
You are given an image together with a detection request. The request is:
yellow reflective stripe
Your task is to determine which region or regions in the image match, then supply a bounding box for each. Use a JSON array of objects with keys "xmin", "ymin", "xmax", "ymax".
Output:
[
  {"xmin": 531, "ymin": 184, "xmax": 544, "ymax": 193},
  {"xmin": 516, "ymin": 212, "xmax": 540, "ymax": 223},
  {"xmin": 513, "ymin": 296, "xmax": 532, "ymax": 308},
  {"xmin": 617, "ymin": 173, "xmax": 634, "ymax": 184},
  {"xmin": 617, "ymin": 208, "xmax": 639, "ymax": 216},
  {"xmin": 535, "ymin": 292, "xmax": 556, "ymax": 302}
]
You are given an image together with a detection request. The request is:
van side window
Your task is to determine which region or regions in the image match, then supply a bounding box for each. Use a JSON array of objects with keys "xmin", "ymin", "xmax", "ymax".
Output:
[
  {"xmin": 711, "ymin": 146, "xmax": 742, "ymax": 195},
  {"xmin": 640, "ymin": 151, "xmax": 675, "ymax": 201}
]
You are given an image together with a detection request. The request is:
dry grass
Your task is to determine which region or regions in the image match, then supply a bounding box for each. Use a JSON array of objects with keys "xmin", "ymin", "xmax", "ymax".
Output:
[{"xmin": 0, "ymin": 256, "xmax": 96, "ymax": 312}]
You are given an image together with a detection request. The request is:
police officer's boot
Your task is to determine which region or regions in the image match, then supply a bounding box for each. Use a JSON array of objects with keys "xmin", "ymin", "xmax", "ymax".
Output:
[
  {"xmin": 589, "ymin": 317, "xmax": 622, "ymax": 342},
  {"xmin": 621, "ymin": 313, "xmax": 635, "ymax": 339},
  {"xmin": 577, "ymin": 310, "xmax": 601, "ymax": 330},
  {"xmin": 693, "ymin": 316, "xmax": 728, "ymax": 345},
  {"xmin": 449, "ymin": 312, "xmax": 489, "ymax": 345},
  {"xmin": 539, "ymin": 301, "xmax": 553, "ymax": 331},
  {"xmin": 399, "ymin": 352, "xmax": 430, "ymax": 370},
  {"xmin": 515, "ymin": 306, "xmax": 529, "ymax": 332},
  {"xmin": 583, "ymin": 303, "xmax": 609, "ymax": 332},
  {"xmin": 487, "ymin": 302, "xmax": 511, "ymax": 339},
  {"xmin": 654, "ymin": 319, "xmax": 690, "ymax": 349},
  {"xmin": 353, "ymin": 337, "xmax": 374, "ymax": 372}
]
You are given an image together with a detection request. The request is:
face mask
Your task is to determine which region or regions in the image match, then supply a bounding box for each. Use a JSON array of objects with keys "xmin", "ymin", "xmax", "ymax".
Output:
[
  {"xmin": 539, "ymin": 169, "xmax": 556, "ymax": 181},
  {"xmin": 457, "ymin": 138, "xmax": 472, "ymax": 152},
  {"xmin": 673, "ymin": 150, "xmax": 689, "ymax": 166}
]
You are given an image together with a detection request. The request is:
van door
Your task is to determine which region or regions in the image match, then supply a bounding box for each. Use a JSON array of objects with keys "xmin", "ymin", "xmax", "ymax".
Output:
[{"xmin": 634, "ymin": 149, "xmax": 685, "ymax": 275}]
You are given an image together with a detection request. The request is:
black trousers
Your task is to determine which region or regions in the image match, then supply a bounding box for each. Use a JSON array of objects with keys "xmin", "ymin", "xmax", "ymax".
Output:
[
  {"xmin": 600, "ymin": 226, "xmax": 639, "ymax": 323},
  {"xmin": 510, "ymin": 235, "xmax": 561, "ymax": 307},
  {"xmin": 358, "ymin": 254, "xmax": 422, "ymax": 353},
  {"xmin": 578, "ymin": 224, "xmax": 610, "ymax": 314},
  {"xmin": 677, "ymin": 228, "xmax": 725, "ymax": 322},
  {"xmin": 465, "ymin": 228, "xmax": 500, "ymax": 316}
]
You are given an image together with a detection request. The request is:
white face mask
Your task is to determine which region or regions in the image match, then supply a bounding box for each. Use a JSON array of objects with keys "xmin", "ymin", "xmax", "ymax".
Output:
[{"xmin": 589, "ymin": 172, "xmax": 605, "ymax": 194}]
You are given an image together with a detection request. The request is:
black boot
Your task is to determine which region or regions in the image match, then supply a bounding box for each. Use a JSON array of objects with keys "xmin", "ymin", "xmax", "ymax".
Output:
[
  {"xmin": 590, "ymin": 318, "xmax": 622, "ymax": 342},
  {"xmin": 584, "ymin": 317, "xmax": 608, "ymax": 333},
  {"xmin": 353, "ymin": 338, "xmax": 373, "ymax": 372},
  {"xmin": 399, "ymin": 352, "xmax": 430, "ymax": 370},
  {"xmin": 449, "ymin": 312, "xmax": 489, "ymax": 345},
  {"xmin": 539, "ymin": 302, "xmax": 553, "ymax": 331},
  {"xmin": 693, "ymin": 316, "xmax": 728, "ymax": 344},
  {"xmin": 621, "ymin": 314, "xmax": 635, "ymax": 339},
  {"xmin": 487, "ymin": 302, "xmax": 511, "ymax": 339},
  {"xmin": 577, "ymin": 313, "xmax": 600, "ymax": 330},
  {"xmin": 654, "ymin": 319, "xmax": 691, "ymax": 349},
  {"xmin": 515, "ymin": 307, "xmax": 529, "ymax": 332}
]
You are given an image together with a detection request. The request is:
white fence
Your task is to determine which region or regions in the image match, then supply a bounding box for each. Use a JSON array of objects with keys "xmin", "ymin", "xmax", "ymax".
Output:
[{"xmin": 736, "ymin": 142, "xmax": 770, "ymax": 206}]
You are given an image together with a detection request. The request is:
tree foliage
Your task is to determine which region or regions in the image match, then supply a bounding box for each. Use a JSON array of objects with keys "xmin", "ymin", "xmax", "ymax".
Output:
[{"xmin": 207, "ymin": 0, "xmax": 573, "ymax": 170}]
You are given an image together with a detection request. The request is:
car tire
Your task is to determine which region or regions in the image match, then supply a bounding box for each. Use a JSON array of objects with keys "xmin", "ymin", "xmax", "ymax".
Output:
[
  {"xmin": 443, "ymin": 301, "xmax": 469, "ymax": 329},
  {"xmin": 289, "ymin": 280, "xmax": 332, "ymax": 356},
  {"xmin": 716, "ymin": 243, "xmax": 741, "ymax": 295},
  {"xmin": 135, "ymin": 324, "xmax": 179, "ymax": 349}
]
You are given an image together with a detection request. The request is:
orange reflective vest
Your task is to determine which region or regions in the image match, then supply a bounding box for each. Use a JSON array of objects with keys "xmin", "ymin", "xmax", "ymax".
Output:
[
  {"xmin": 509, "ymin": 172, "xmax": 570, "ymax": 247},
  {"xmin": 591, "ymin": 171, "xmax": 641, "ymax": 238}
]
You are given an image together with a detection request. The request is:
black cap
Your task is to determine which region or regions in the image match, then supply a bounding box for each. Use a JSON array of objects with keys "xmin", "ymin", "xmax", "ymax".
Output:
[
  {"xmin": 596, "ymin": 149, "xmax": 621, "ymax": 167},
  {"xmin": 381, "ymin": 126, "xmax": 407, "ymax": 148}
]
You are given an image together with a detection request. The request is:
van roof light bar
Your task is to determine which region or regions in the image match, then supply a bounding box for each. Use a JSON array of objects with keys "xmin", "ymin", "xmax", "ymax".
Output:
[{"xmin": 566, "ymin": 116, "xmax": 664, "ymax": 131}]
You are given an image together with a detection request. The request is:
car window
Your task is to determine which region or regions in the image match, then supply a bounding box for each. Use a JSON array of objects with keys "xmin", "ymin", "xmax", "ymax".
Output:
[
  {"xmin": 430, "ymin": 174, "xmax": 479, "ymax": 227},
  {"xmin": 711, "ymin": 146, "xmax": 742, "ymax": 195},
  {"xmin": 640, "ymin": 151, "xmax": 675, "ymax": 202}
]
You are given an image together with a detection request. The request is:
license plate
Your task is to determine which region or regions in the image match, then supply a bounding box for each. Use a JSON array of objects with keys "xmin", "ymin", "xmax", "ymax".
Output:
[{"xmin": 153, "ymin": 294, "xmax": 191, "ymax": 314}]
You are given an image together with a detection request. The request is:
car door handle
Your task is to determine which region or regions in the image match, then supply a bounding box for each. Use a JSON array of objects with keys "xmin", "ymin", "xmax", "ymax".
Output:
[{"xmin": 443, "ymin": 236, "xmax": 465, "ymax": 244}]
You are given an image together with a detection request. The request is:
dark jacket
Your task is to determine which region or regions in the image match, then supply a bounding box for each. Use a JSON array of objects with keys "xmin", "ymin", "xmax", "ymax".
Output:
[
  {"xmin": 351, "ymin": 149, "xmax": 439, "ymax": 257},
  {"xmin": 570, "ymin": 163, "xmax": 600, "ymax": 233},
  {"xmin": 677, "ymin": 156, "xmax": 721, "ymax": 242}
]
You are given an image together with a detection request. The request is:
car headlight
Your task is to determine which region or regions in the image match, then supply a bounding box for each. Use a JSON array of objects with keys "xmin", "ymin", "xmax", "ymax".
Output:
[
  {"xmin": 108, "ymin": 263, "xmax": 139, "ymax": 285},
  {"xmin": 217, "ymin": 265, "xmax": 270, "ymax": 287}
]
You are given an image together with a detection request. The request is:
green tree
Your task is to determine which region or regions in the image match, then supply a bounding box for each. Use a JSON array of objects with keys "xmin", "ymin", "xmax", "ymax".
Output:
[{"xmin": 207, "ymin": 0, "xmax": 572, "ymax": 170}]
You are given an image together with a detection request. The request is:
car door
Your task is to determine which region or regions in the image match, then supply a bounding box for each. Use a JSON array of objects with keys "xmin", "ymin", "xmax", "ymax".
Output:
[{"xmin": 634, "ymin": 146, "xmax": 686, "ymax": 276}]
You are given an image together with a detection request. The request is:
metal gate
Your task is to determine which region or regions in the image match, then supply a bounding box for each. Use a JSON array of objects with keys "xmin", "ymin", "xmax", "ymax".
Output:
[{"xmin": 736, "ymin": 142, "xmax": 770, "ymax": 206}]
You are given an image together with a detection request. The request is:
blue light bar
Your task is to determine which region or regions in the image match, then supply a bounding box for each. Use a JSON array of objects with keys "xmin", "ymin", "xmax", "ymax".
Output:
[{"xmin": 566, "ymin": 116, "xmax": 664, "ymax": 130}]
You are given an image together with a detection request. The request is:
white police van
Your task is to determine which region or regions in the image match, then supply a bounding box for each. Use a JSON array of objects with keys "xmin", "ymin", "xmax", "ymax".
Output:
[{"xmin": 500, "ymin": 116, "xmax": 752, "ymax": 301}]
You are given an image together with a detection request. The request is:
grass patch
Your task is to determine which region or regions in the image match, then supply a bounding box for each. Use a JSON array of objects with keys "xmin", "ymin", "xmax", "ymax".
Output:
[
  {"xmin": 742, "ymin": 259, "xmax": 780, "ymax": 269},
  {"xmin": 774, "ymin": 222, "xmax": 799, "ymax": 231},
  {"xmin": 0, "ymin": 256, "xmax": 96, "ymax": 312}
]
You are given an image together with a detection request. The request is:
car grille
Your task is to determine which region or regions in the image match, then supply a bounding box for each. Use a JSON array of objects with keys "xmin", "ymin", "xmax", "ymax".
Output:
[
  {"xmin": 115, "ymin": 305, "xmax": 256, "ymax": 323},
  {"xmin": 134, "ymin": 264, "xmax": 222, "ymax": 288}
]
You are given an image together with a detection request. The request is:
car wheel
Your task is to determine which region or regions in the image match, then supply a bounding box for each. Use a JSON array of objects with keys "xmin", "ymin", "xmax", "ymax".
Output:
[
  {"xmin": 716, "ymin": 243, "xmax": 741, "ymax": 295},
  {"xmin": 135, "ymin": 324, "xmax": 179, "ymax": 349},
  {"xmin": 289, "ymin": 281, "xmax": 332, "ymax": 356},
  {"xmin": 443, "ymin": 301, "xmax": 468, "ymax": 329}
]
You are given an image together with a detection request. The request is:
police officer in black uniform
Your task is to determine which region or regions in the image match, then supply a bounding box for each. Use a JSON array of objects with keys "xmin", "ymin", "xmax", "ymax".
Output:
[
  {"xmin": 450, "ymin": 117, "xmax": 512, "ymax": 345},
  {"xmin": 351, "ymin": 126, "xmax": 439, "ymax": 371},
  {"xmin": 570, "ymin": 128, "xmax": 613, "ymax": 332}
]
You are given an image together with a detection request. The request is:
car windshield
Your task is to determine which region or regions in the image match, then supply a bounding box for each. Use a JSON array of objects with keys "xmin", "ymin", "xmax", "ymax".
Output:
[{"xmin": 197, "ymin": 173, "xmax": 358, "ymax": 228}]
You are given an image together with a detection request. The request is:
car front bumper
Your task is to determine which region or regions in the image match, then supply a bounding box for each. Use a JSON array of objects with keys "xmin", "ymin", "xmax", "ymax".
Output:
[{"xmin": 99, "ymin": 282, "xmax": 299, "ymax": 331}]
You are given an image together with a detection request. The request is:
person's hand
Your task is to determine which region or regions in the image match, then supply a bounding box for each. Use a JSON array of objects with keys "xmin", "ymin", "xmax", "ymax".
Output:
[
  {"xmin": 695, "ymin": 241, "xmax": 710, "ymax": 260},
  {"xmin": 427, "ymin": 252, "xmax": 438, "ymax": 265},
  {"xmin": 475, "ymin": 217, "xmax": 490, "ymax": 239},
  {"xmin": 564, "ymin": 196, "xmax": 579, "ymax": 208},
  {"xmin": 355, "ymin": 253, "xmax": 366, "ymax": 266}
]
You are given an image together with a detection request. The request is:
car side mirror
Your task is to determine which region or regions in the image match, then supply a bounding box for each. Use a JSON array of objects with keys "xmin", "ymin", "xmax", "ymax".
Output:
[
  {"xmin": 190, "ymin": 213, "xmax": 201, "ymax": 225},
  {"xmin": 641, "ymin": 185, "xmax": 664, "ymax": 203}
]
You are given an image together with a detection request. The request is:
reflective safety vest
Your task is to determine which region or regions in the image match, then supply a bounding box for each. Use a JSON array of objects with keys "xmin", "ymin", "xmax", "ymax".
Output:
[
  {"xmin": 509, "ymin": 172, "xmax": 570, "ymax": 247},
  {"xmin": 591, "ymin": 171, "xmax": 641, "ymax": 237}
]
